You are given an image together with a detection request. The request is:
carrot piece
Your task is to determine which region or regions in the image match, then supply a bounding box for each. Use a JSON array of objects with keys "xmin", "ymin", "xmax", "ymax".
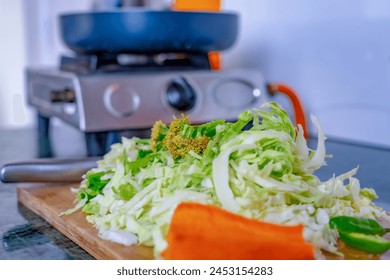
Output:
[{"xmin": 161, "ymin": 202, "xmax": 315, "ymax": 260}]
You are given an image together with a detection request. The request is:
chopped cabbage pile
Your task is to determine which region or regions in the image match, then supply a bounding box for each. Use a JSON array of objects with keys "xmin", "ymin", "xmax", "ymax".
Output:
[{"xmin": 65, "ymin": 102, "xmax": 389, "ymax": 258}]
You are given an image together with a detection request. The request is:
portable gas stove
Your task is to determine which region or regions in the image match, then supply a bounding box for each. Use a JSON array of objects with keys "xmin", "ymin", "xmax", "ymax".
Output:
[
  {"xmin": 26, "ymin": 10, "xmax": 271, "ymax": 157},
  {"xmin": 26, "ymin": 9, "xmax": 306, "ymax": 157},
  {"xmin": 27, "ymin": 53, "xmax": 266, "ymax": 157}
]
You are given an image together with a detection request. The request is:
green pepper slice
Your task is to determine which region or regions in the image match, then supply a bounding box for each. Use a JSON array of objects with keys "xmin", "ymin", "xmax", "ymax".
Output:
[
  {"xmin": 339, "ymin": 232, "xmax": 390, "ymax": 254},
  {"xmin": 329, "ymin": 216, "xmax": 389, "ymax": 235}
]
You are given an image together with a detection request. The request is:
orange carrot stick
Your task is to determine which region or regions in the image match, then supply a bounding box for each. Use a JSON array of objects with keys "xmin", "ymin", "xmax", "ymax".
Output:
[{"xmin": 161, "ymin": 202, "xmax": 315, "ymax": 260}]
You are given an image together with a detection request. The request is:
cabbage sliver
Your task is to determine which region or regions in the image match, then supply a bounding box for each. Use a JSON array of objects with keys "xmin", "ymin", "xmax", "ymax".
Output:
[{"xmin": 67, "ymin": 102, "xmax": 390, "ymax": 258}]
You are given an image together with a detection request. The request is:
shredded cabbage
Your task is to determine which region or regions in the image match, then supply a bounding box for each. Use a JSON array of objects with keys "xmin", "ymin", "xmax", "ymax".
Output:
[{"xmin": 67, "ymin": 102, "xmax": 390, "ymax": 258}]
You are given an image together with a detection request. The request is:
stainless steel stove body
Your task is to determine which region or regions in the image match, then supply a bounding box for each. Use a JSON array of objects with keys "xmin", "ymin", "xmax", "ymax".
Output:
[
  {"xmin": 27, "ymin": 58, "xmax": 267, "ymax": 157},
  {"xmin": 25, "ymin": 7, "xmax": 270, "ymax": 157}
]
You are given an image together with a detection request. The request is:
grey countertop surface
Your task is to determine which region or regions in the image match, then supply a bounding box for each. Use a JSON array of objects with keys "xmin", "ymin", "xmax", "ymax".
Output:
[
  {"xmin": 0, "ymin": 127, "xmax": 389, "ymax": 260},
  {"xmin": 0, "ymin": 128, "xmax": 93, "ymax": 260}
]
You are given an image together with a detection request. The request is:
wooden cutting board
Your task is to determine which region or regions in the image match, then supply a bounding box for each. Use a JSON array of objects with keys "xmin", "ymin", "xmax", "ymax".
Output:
[
  {"xmin": 17, "ymin": 184, "xmax": 154, "ymax": 260},
  {"xmin": 17, "ymin": 184, "xmax": 390, "ymax": 260}
]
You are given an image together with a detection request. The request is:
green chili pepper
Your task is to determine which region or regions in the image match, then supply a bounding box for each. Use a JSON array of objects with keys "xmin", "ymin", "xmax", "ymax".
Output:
[
  {"xmin": 339, "ymin": 232, "xmax": 390, "ymax": 254},
  {"xmin": 329, "ymin": 216, "xmax": 389, "ymax": 235}
]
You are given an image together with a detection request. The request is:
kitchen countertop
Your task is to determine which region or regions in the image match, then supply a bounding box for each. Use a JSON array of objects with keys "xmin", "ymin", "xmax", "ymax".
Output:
[{"xmin": 0, "ymin": 127, "xmax": 389, "ymax": 260}]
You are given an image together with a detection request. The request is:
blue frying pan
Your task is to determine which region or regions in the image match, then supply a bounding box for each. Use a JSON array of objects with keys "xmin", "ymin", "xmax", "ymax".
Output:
[{"xmin": 60, "ymin": 9, "xmax": 239, "ymax": 54}]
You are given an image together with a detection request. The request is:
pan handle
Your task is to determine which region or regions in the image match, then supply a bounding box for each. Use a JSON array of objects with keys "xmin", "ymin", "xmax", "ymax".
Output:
[
  {"xmin": 267, "ymin": 83, "xmax": 308, "ymax": 139},
  {"xmin": 172, "ymin": 0, "xmax": 222, "ymax": 70},
  {"xmin": 0, "ymin": 157, "xmax": 100, "ymax": 183}
]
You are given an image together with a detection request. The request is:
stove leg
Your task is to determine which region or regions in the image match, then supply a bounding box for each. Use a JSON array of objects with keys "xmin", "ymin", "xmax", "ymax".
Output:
[
  {"xmin": 37, "ymin": 114, "xmax": 52, "ymax": 158},
  {"xmin": 105, "ymin": 131, "xmax": 121, "ymax": 152},
  {"xmin": 85, "ymin": 132, "xmax": 108, "ymax": 157},
  {"xmin": 85, "ymin": 131, "xmax": 121, "ymax": 157}
]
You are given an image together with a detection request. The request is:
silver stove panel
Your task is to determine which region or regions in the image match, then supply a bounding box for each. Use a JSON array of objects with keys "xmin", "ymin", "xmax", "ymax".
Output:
[{"xmin": 27, "ymin": 68, "xmax": 267, "ymax": 132}]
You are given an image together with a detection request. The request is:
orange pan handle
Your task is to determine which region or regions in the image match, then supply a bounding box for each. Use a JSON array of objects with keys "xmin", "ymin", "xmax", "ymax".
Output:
[
  {"xmin": 172, "ymin": 0, "xmax": 222, "ymax": 70},
  {"xmin": 267, "ymin": 83, "xmax": 308, "ymax": 139}
]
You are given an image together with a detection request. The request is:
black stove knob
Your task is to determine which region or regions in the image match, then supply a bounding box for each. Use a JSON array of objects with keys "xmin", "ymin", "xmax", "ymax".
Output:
[{"xmin": 166, "ymin": 77, "xmax": 196, "ymax": 111}]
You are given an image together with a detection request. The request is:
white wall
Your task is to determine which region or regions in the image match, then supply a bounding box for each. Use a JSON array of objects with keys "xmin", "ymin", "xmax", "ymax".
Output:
[
  {"xmin": 0, "ymin": 0, "xmax": 30, "ymax": 128},
  {"xmin": 0, "ymin": 0, "xmax": 92, "ymax": 129},
  {"xmin": 1, "ymin": 0, "xmax": 390, "ymax": 148},
  {"xmin": 223, "ymin": 0, "xmax": 390, "ymax": 147},
  {"xmin": 23, "ymin": 0, "xmax": 93, "ymax": 66}
]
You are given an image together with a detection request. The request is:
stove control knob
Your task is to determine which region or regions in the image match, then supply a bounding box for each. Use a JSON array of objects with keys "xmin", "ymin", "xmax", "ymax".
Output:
[{"xmin": 166, "ymin": 77, "xmax": 196, "ymax": 111}]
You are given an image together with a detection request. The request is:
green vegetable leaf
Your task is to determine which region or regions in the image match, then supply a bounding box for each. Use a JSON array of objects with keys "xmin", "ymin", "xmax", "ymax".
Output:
[
  {"xmin": 82, "ymin": 201, "xmax": 101, "ymax": 214},
  {"xmin": 137, "ymin": 149, "xmax": 153, "ymax": 159},
  {"xmin": 125, "ymin": 153, "xmax": 157, "ymax": 174},
  {"xmin": 113, "ymin": 183, "xmax": 138, "ymax": 201},
  {"xmin": 77, "ymin": 171, "xmax": 109, "ymax": 202}
]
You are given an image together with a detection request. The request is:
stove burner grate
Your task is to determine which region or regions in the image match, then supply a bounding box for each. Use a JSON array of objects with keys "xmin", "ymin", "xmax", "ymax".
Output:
[{"xmin": 60, "ymin": 52, "xmax": 211, "ymax": 74}]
